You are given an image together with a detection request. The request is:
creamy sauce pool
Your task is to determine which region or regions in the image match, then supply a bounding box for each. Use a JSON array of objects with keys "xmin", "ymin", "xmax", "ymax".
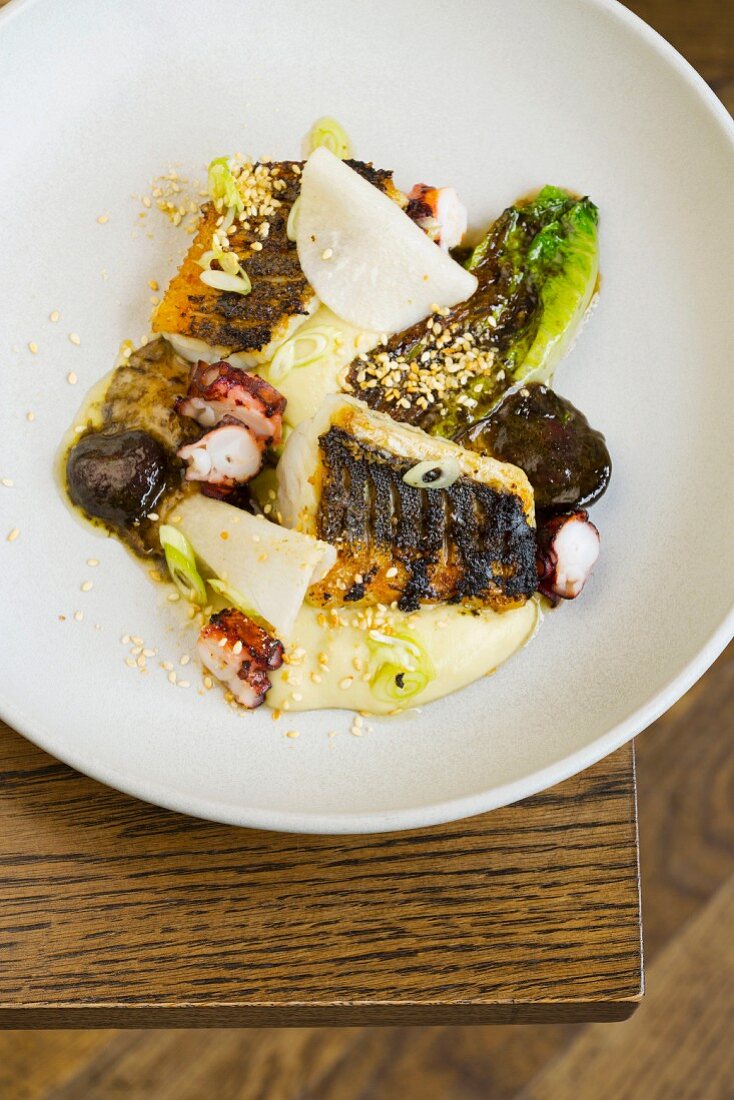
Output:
[{"xmin": 269, "ymin": 599, "xmax": 541, "ymax": 715}]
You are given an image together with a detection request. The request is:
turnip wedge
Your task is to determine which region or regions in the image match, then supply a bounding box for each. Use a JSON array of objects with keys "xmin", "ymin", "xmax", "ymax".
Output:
[
  {"xmin": 175, "ymin": 495, "xmax": 336, "ymax": 641},
  {"xmin": 296, "ymin": 147, "xmax": 477, "ymax": 333}
]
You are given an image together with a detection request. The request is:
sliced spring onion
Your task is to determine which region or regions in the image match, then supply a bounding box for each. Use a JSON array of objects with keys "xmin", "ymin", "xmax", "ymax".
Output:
[
  {"xmin": 200, "ymin": 268, "xmax": 252, "ymax": 295},
  {"xmin": 207, "ymin": 156, "xmax": 244, "ymax": 216},
  {"xmin": 402, "ymin": 457, "xmax": 461, "ymax": 490},
  {"xmin": 269, "ymin": 326, "xmax": 341, "ymax": 382},
  {"xmin": 286, "ymin": 196, "xmax": 301, "ymax": 242},
  {"xmin": 367, "ymin": 629, "xmax": 436, "ymax": 705},
  {"xmin": 305, "ymin": 117, "xmax": 353, "ymax": 159},
  {"xmin": 159, "ymin": 524, "xmax": 207, "ymax": 604},
  {"xmin": 207, "ymin": 577, "xmax": 258, "ymax": 619}
]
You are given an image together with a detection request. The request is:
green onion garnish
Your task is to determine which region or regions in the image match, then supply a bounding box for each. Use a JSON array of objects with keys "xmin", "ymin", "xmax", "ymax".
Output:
[
  {"xmin": 159, "ymin": 525, "xmax": 207, "ymax": 604},
  {"xmin": 269, "ymin": 326, "xmax": 341, "ymax": 382},
  {"xmin": 200, "ymin": 268, "xmax": 252, "ymax": 295},
  {"xmin": 367, "ymin": 629, "xmax": 436, "ymax": 705},
  {"xmin": 207, "ymin": 577, "xmax": 258, "ymax": 618},
  {"xmin": 305, "ymin": 117, "xmax": 353, "ymax": 160},
  {"xmin": 207, "ymin": 155, "xmax": 244, "ymax": 216},
  {"xmin": 286, "ymin": 196, "xmax": 301, "ymax": 242},
  {"xmin": 403, "ymin": 458, "xmax": 461, "ymax": 490}
]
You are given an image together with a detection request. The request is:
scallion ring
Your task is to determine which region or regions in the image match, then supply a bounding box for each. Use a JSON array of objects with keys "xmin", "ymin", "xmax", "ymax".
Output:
[
  {"xmin": 159, "ymin": 525, "xmax": 206, "ymax": 604},
  {"xmin": 367, "ymin": 629, "xmax": 436, "ymax": 705},
  {"xmin": 402, "ymin": 457, "xmax": 461, "ymax": 490},
  {"xmin": 269, "ymin": 326, "xmax": 340, "ymax": 382},
  {"xmin": 200, "ymin": 268, "xmax": 252, "ymax": 295},
  {"xmin": 207, "ymin": 156, "xmax": 244, "ymax": 217},
  {"xmin": 207, "ymin": 578, "xmax": 258, "ymax": 619},
  {"xmin": 304, "ymin": 117, "xmax": 353, "ymax": 160},
  {"xmin": 286, "ymin": 196, "xmax": 301, "ymax": 242}
]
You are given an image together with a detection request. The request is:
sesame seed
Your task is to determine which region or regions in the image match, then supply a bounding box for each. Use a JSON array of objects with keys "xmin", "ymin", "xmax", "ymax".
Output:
[
  {"xmin": 310, "ymin": 672, "xmax": 322, "ymax": 684},
  {"xmin": 131, "ymin": 645, "xmax": 142, "ymax": 656},
  {"xmin": 121, "ymin": 634, "xmax": 131, "ymax": 644},
  {"xmin": 218, "ymin": 637, "xmax": 227, "ymax": 648},
  {"xmin": 67, "ymin": 371, "xmax": 77, "ymax": 385},
  {"xmin": 292, "ymin": 692, "xmax": 303, "ymax": 702},
  {"xmin": 233, "ymin": 640, "xmax": 243, "ymax": 655},
  {"xmin": 168, "ymin": 671, "xmax": 177, "ymax": 684},
  {"xmin": 6, "ymin": 528, "xmax": 19, "ymax": 543},
  {"xmin": 385, "ymin": 566, "xmax": 399, "ymax": 578},
  {"xmin": 178, "ymin": 680, "xmax": 190, "ymax": 688},
  {"xmin": 146, "ymin": 512, "xmax": 159, "ymax": 521},
  {"xmin": 204, "ymin": 676, "xmax": 213, "ymax": 689},
  {"xmin": 97, "ymin": 214, "xmax": 109, "ymax": 224},
  {"xmin": 69, "ymin": 332, "xmax": 81, "ymax": 346},
  {"xmin": 131, "ymin": 636, "xmax": 144, "ymax": 646},
  {"xmin": 321, "ymin": 248, "xmax": 333, "ymax": 260},
  {"xmin": 81, "ymin": 580, "xmax": 93, "ymax": 592},
  {"xmin": 86, "ymin": 558, "xmax": 99, "ymax": 567},
  {"xmin": 74, "ymin": 610, "xmax": 83, "ymax": 622},
  {"xmin": 49, "ymin": 311, "xmax": 60, "ymax": 323},
  {"xmin": 251, "ymin": 241, "xmax": 263, "ymax": 251},
  {"xmin": 26, "ymin": 411, "xmax": 35, "ymax": 421},
  {"xmin": 1, "ymin": 478, "xmax": 12, "ymax": 488},
  {"xmin": 125, "ymin": 657, "xmax": 137, "ymax": 668},
  {"xmin": 285, "ymin": 730, "xmax": 299, "ymax": 739},
  {"xmin": 136, "ymin": 655, "xmax": 146, "ymax": 669},
  {"xmin": 142, "ymin": 648, "xmax": 156, "ymax": 658},
  {"xmin": 149, "ymin": 279, "xmax": 159, "ymax": 292},
  {"xmin": 167, "ymin": 592, "xmax": 180, "ymax": 602},
  {"xmin": 339, "ymin": 676, "xmax": 354, "ymax": 690},
  {"xmin": 28, "ymin": 342, "xmax": 38, "ymax": 354},
  {"xmin": 180, "ymin": 655, "xmax": 190, "ymax": 666}
]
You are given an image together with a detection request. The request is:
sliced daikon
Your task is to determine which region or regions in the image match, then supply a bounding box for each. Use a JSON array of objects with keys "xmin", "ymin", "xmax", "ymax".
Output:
[
  {"xmin": 296, "ymin": 148, "xmax": 477, "ymax": 333},
  {"xmin": 176, "ymin": 495, "xmax": 336, "ymax": 641}
]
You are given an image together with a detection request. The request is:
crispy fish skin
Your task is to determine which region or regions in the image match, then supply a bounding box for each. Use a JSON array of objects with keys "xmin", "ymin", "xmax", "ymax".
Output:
[
  {"xmin": 278, "ymin": 396, "xmax": 537, "ymax": 613},
  {"xmin": 103, "ymin": 337, "xmax": 199, "ymax": 452},
  {"xmin": 153, "ymin": 160, "xmax": 400, "ymax": 363}
]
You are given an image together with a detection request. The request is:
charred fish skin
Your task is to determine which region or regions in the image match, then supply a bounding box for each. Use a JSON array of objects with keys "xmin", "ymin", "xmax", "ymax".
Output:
[
  {"xmin": 103, "ymin": 337, "xmax": 200, "ymax": 453},
  {"xmin": 153, "ymin": 160, "xmax": 401, "ymax": 363},
  {"xmin": 310, "ymin": 426, "xmax": 538, "ymax": 613}
]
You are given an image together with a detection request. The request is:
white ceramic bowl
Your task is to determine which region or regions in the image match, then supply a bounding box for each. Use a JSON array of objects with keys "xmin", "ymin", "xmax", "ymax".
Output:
[{"xmin": 1, "ymin": 0, "xmax": 732, "ymax": 832}]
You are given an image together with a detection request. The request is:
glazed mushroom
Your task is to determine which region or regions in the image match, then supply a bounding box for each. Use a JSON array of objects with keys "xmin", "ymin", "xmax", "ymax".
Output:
[{"xmin": 536, "ymin": 510, "xmax": 600, "ymax": 603}]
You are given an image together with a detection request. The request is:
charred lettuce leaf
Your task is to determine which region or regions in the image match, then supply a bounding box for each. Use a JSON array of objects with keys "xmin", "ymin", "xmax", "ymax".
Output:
[{"xmin": 346, "ymin": 186, "xmax": 599, "ymax": 439}]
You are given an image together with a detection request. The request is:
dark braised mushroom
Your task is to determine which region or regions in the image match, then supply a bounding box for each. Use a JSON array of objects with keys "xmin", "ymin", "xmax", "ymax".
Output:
[
  {"xmin": 66, "ymin": 429, "xmax": 169, "ymax": 527},
  {"xmin": 461, "ymin": 383, "xmax": 611, "ymax": 513}
]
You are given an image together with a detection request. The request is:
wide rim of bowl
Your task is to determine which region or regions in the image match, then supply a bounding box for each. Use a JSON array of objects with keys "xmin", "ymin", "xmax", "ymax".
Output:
[{"xmin": 1, "ymin": 0, "xmax": 733, "ymax": 833}]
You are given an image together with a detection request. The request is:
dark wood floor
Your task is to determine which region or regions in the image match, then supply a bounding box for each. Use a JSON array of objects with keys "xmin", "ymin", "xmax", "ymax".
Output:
[{"xmin": 0, "ymin": 0, "xmax": 732, "ymax": 1096}]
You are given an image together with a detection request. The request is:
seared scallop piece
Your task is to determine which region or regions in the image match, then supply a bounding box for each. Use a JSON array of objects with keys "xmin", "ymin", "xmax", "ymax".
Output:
[{"xmin": 198, "ymin": 608, "xmax": 284, "ymax": 708}]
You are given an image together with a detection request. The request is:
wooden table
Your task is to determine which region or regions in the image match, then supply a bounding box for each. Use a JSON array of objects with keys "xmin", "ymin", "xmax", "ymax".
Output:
[{"xmin": 0, "ymin": 722, "xmax": 641, "ymax": 1028}]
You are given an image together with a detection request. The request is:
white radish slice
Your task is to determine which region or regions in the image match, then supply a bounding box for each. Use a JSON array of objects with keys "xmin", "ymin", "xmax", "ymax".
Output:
[
  {"xmin": 296, "ymin": 148, "xmax": 477, "ymax": 333},
  {"xmin": 176, "ymin": 495, "xmax": 336, "ymax": 641}
]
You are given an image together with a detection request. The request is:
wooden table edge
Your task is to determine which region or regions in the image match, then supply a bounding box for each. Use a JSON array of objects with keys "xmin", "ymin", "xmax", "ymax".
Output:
[{"xmin": 0, "ymin": 993, "xmax": 643, "ymax": 1029}]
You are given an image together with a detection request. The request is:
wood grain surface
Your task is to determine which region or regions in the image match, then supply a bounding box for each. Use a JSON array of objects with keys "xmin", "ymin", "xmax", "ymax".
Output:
[{"xmin": 0, "ymin": 725, "xmax": 641, "ymax": 1027}]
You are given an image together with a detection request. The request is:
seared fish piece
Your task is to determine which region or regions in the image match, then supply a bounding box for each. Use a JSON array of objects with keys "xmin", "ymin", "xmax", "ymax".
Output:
[
  {"xmin": 277, "ymin": 396, "xmax": 538, "ymax": 613},
  {"xmin": 153, "ymin": 160, "xmax": 401, "ymax": 368}
]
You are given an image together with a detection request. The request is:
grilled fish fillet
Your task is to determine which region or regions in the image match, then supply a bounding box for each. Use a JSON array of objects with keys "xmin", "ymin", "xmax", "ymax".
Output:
[
  {"xmin": 153, "ymin": 160, "xmax": 402, "ymax": 368},
  {"xmin": 277, "ymin": 396, "xmax": 538, "ymax": 612}
]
